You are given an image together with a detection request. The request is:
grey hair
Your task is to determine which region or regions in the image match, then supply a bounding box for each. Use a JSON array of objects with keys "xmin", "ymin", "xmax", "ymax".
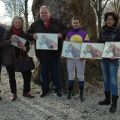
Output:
[{"xmin": 40, "ymin": 5, "xmax": 51, "ymax": 13}]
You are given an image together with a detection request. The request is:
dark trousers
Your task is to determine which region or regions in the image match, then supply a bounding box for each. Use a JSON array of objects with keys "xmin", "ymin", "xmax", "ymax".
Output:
[
  {"xmin": 0, "ymin": 60, "xmax": 1, "ymax": 75},
  {"xmin": 6, "ymin": 66, "xmax": 32, "ymax": 94},
  {"xmin": 40, "ymin": 57, "xmax": 61, "ymax": 92},
  {"xmin": 0, "ymin": 64, "xmax": 1, "ymax": 73},
  {"xmin": 0, "ymin": 62, "xmax": 1, "ymax": 94}
]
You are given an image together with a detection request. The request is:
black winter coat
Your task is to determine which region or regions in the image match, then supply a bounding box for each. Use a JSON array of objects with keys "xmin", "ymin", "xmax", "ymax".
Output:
[
  {"xmin": 0, "ymin": 26, "xmax": 6, "ymax": 63},
  {"xmin": 27, "ymin": 18, "xmax": 66, "ymax": 59},
  {"xmin": 0, "ymin": 30, "xmax": 30, "ymax": 66},
  {"xmin": 100, "ymin": 25, "xmax": 120, "ymax": 43}
]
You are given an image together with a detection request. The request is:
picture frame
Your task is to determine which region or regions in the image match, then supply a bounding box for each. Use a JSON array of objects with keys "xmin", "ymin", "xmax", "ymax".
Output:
[
  {"xmin": 36, "ymin": 33, "xmax": 58, "ymax": 50},
  {"xmin": 80, "ymin": 43, "xmax": 104, "ymax": 59},
  {"xmin": 11, "ymin": 35, "xmax": 26, "ymax": 49},
  {"xmin": 61, "ymin": 41, "xmax": 81, "ymax": 59},
  {"xmin": 102, "ymin": 42, "xmax": 120, "ymax": 58}
]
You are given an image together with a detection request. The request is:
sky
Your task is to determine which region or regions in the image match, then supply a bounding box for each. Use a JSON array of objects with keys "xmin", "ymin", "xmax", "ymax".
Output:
[{"xmin": 0, "ymin": 0, "xmax": 33, "ymax": 25}]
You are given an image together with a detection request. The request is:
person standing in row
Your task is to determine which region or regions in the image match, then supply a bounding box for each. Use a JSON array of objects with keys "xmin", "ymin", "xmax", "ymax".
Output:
[
  {"xmin": 66, "ymin": 17, "xmax": 90, "ymax": 101},
  {"xmin": 28, "ymin": 6, "xmax": 66, "ymax": 97},
  {"xmin": 98, "ymin": 12, "xmax": 120, "ymax": 113},
  {"xmin": 0, "ymin": 16, "xmax": 34, "ymax": 101},
  {"xmin": 0, "ymin": 25, "xmax": 6, "ymax": 101}
]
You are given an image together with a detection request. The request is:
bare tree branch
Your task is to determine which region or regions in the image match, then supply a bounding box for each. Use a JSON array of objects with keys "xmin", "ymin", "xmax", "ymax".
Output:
[
  {"xmin": 101, "ymin": 0, "xmax": 109, "ymax": 12},
  {"xmin": 2, "ymin": 0, "xmax": 29, "ymax": 30}
]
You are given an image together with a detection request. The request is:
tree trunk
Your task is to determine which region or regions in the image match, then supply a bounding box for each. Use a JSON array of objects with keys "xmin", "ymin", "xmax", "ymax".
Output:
[
  {"xmin": 24, "ymin": 0, "xmax": 29, "ymax": 30},
  {"xmin": 97, "ymin": 12, "xmax": 102, "ymax": 37}
]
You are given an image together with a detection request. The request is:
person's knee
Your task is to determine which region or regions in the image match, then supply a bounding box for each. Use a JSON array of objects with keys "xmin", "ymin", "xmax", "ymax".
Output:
[
  {"xmin": 78, "ymin": 75, "xmax": 84, "ymax": 81},
  {"xmin": 68, "ymin": 74, "xmax": 75, "ymax": 80}
]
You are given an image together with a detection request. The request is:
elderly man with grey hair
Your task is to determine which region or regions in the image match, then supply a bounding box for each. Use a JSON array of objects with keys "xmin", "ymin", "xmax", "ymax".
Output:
[{"xmin": 28, "ymin": 5, "xmax": 66, "ymax": 97}]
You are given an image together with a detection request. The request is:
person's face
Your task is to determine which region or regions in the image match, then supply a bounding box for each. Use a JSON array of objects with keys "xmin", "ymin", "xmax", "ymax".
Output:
[
  {"xmin": 13, "ymin": 19, "xmax": 22, "ymax": 29},
  {"xmin": 72, "ymin": 19, "xmax": 81, "ymax": 29},
  {"xmin": 106, "ymin": 16, "xmax": 115, "ymax": 27},
  {"xmin": 40, "ymin": 8, "xmax": 51, "ymax": 22}
]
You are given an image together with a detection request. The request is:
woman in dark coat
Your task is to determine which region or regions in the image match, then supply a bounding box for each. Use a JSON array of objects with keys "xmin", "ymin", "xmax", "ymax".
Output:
[
  {"xmin": 0, "ymin": 25, "xmax": 6, "ymax": 101},
  {"xmin": 98, "ymin": 12, "xmax": 120, "ymax": 113},
  {"xmin": 28, "ymin": 6, "xmax": 66, "ymax": 97},
  {"xmin": 0, "ymin": 16, "xmax": 34, "ymax": 101}
]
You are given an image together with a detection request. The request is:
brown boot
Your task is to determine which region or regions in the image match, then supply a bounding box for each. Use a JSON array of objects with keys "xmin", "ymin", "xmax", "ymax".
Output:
[
  {"xmin": 23, "ymin": 92, "xmax": 35, "ymax": 98},
  {"xmin": 11, "ymin": 94, "xmax": 17, "ymax": 101}
]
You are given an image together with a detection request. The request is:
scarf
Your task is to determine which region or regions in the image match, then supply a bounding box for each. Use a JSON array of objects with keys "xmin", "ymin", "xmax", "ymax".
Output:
[{"xmin": 10, "ymin": 26, "xmax": 22, "ymax": 36}]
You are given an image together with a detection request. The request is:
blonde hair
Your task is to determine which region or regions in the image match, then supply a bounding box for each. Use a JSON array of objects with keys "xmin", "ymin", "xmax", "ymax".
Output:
[{"xmin": 11, "ymin": 16, "xmax": 24, "ymax": 29}]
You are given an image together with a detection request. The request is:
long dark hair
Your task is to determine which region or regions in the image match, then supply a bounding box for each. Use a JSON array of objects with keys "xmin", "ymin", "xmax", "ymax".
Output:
[{"xmin": 104, "ymin": 12, "xmax": 119, "ymax": 26}]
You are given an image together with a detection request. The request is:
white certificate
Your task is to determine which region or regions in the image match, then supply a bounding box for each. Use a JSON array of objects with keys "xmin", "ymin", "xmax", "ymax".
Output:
[
  {"xmin": 61, "ymin": 41, "xmax": 81, "ymax": 59},
  {"xmin": 80, "ymin": 43, "xmax": 104, "ymax": 59},
  {"xmin": 11, "ymin": 35, "xmax": 26, "ymax": 49},
  {"xmin": 102, "ymin": 42, "xmax": 120, "ymax": 58},
  {"xmin": 36, "ymin": 33, "xmax": 58, "ymax": 50}
]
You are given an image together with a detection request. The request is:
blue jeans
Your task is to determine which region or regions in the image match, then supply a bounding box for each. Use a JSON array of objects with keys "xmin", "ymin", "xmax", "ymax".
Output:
[
  {"xmin": 40, "ymin": 57, "xmax": 61, "ymax": 92},
  {"xmin": 101, "ymin": 59, "xmax": 119, "ymax": 96}
]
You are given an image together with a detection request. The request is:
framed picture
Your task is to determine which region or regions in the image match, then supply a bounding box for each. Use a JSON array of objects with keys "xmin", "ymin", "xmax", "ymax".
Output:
[
  {"xmin": 80, "ymin": 43, "xmax": 104, "ymax": 59},
  {"xmin": 61, "ymin": 41, "xmax": 81, "ymax": 59},
  {"xmin": 102, "ymin": 42, "xmax": 120, "ymax": 58},
  {"xmin": 11, "ymin": 35, "xmax": 26, "ymax": 49},
  {"xmin": 36, "ymin": 33, "xmax": 58, "ymax": 50}
]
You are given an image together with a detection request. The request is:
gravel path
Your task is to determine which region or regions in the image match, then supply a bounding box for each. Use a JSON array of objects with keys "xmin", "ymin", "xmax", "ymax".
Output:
[
  {"xmin": 0, "ymin": 47, "xmax": 120, "ymax": 120},
  {"xmin": 0, "ymin": 84, "xmax": 120, "ymax": 120}
]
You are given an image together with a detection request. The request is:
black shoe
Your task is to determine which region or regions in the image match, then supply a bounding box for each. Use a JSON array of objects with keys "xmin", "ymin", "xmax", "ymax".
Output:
[
  {"xmin": 80, "ymin": 93, "xmax": 84, "ymax": 102},
  {"xmin": 0, "ymin": 97, "xmax": 2, "ymax": 101},
  {"xmin": 110, "ymin": 104, "xmax": 117, "ymax": 113},
  {"xmin": 78, "ymin": 81, "xmax": 84, "ymax": 102},
  {"xmin": 56, "ymin": 91, "xmax": 62, "ymax": 97},
  {"xmin": 67, "ymin": 92, "xmax": 72, "ymax": 99},
  {"xmin": 67, "ymin": 80, "xmax": 74, "ymax": 99},
  {"xmin": 98, "ymin": 99, "xmax": 110, "ymax": 105},
  {"xmin": 40, "ymin": 90, "xmax": 49, "ymax": 97},
  {"xmin": 98, "ymin": 91, "xmax": 111, "ymax": 105}
]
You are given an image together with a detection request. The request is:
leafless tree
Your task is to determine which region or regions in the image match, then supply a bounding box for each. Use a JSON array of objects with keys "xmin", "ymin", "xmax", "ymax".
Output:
[
  {"xmin": 2, "ymin": 0, "xmax": 29, "ymax": 30},
  {"xmin": 109, "ymin": 0, "xmax": 120, "ymax": 17},
  {"xmin": 90, "ymin": 0, "xmax": 110, "ymax": 36}
]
